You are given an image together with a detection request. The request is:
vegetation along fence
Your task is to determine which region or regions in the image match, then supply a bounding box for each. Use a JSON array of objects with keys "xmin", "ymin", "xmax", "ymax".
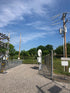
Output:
[
  {"xmin": 39, "ymin": 51, "xmax": 70, "ymax": 83},
  {"xmin": 53, "ymin": 54, "xmax": 70, "ymax": 83},
  {"xmin": 39, "ymin": 51, "xmax": 53, "ymax": 80}
]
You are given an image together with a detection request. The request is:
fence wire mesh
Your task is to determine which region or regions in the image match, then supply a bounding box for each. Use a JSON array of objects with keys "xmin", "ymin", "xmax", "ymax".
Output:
[
  {"xmin": 39, "ymin": 53, "xmax": 53, "ymax": 79},
  {"xmin": 38, "ymin": 51, "xmax": 70, "ymax": 83},
  {"xmin": 53, "ymin": 54, "xmax": 70, "ymax": 83},
  {"xmin": 0, "ymin": 59, "xmax": 22, "ymax": 72},
  {"xmin": 5, "ymin": 59, "xmax": 22, "ymax": 70}
]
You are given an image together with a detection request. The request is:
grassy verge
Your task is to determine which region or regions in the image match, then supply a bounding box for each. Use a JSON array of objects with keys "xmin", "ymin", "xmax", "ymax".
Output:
[
  {"xmin": 22, "ymin": 56, "xmax": 37, "ymax": 64},
  {"xmin": 53, "ymin": 57, "xmax": 70, "ymax": 76},
  {"xmin": 22, "ymin": 56, "xmax": 44, "ymax": 64},
  {"xmin": 22, "ymin": 56, "xmax": 70, "ymax": 76}
]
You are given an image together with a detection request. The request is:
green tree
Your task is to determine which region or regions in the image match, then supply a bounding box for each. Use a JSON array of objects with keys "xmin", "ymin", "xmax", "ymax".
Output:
[
  {"xmin": 0, "ymin": 41, "xmax": 7, "ymax": 54},
  {"xmin": 28, "ymin": 48, "xmax": 37, "ymax": 56},
  {"xmin": 55, "ymin": 43, "xmax": 70, "ymax": 56},
  {"xmin": 15, "ymin": 51, "xmax": 19, "ymax": 55},
  {"xmin": 9, "ymin": 44, "xmax": 16, "ymax": 56},
  {"xmin": 37, "ymin": 45, "xmax": 53, "ymax": 55},
  {"xmin": 21, "ymin": 50, "xmax": 29, "ymax": 56},
  {"xmin": 55, "ymin": 46, "xmax": 63, "ymax": 54},
  {"xmin": 0, "ymin": 48, "xmax": 6, "ymax": 54},
  {"xmin": 43, "ymin": 50, "xmax": 49, "ymax": 55},
  {"xmin": 67, "ymin": 43, "xmax": 70, "ymax": 55},
  {"xmin": 45, "ymin": 45, "xmax": 53, "ymax": 53},
  {"xmin": 37, "ymin": 45, "xmax": 46, "ymax": 51}
]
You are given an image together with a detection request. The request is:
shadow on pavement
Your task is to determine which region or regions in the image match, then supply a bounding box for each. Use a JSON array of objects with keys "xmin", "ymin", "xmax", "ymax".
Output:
[
  {"xmin": 36, "ymin": 81, "xmax": 70, "ymax": 93},
  {"xmin": 31, "ymin": 66, "xmax": 39, "ymax": 70},
  {"xmin": 48, "ymin": 85, "xmax": 62, "ymax": 93}
]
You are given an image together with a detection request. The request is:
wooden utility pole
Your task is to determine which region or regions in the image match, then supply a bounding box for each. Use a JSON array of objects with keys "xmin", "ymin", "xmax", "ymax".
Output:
[
  {"xmin": 62, "ymin": 13, "xmax": 67, "ymax": 58},
  {"xmin": 62, "ymin": 13, "xmax": 68, "ymax": 71},
  {"xmin": 18, "ymin": 34, "xmax": 21, "ymax": 59}
]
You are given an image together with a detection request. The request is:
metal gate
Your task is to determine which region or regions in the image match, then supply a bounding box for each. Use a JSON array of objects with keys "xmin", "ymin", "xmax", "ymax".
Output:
[
  {"xmin": 39, "ymin": 51, "xmax": 70, "ymax": 83},
  {"xmin": 39, "ymin": 51, "xmax": 53, "ymax": 80}
]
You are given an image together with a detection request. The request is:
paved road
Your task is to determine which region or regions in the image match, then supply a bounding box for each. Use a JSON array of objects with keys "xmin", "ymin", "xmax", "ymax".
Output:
[{"xmin": 0, "ymin": 64, "xmax": 70, "ymax": 93}]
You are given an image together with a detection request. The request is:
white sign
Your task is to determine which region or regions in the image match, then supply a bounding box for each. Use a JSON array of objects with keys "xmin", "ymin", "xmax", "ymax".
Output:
[
  {"xmin": 38, "ymin": 49, "xmax": 42, "ymax": 57},
  {"xmin": 61, "ymin": 61, "xmax": 68, "ymax": 66},
  {"xmin": 69, "ymin": 68, "xmax": 70, "ymax": 73},
  {"xmin": 37, "ymin": 57, "xmax": 41, "ymax": 63},
  {"xmin": 3, "ymin": 56, "xmax": 6, "ymax": 60},
  {"xmin": 61, "ymin": 57, "xmax": 70, "ymax": 61}
]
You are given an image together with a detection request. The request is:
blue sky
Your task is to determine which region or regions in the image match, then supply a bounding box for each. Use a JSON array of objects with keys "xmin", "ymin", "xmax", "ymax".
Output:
[{"xmin": 0, "ymin": 0, "xmax": 70, "ymax": 51}]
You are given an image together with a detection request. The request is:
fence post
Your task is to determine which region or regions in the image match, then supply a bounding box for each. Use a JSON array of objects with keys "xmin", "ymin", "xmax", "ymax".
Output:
[{"xmin": 51, "ymin": 50, "xmax": 53, "ymax": 80}]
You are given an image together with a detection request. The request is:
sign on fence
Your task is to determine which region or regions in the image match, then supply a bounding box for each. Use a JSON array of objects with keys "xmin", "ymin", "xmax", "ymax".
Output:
[
  {"xmin": 61, "ymin": 61, "xmax": 68, "ymax": 66},
  {"xmin": 61, "ymin": 57, "xmax": 70, "ymax": 61},
  {"xmin": 69, "ymin": 68, "xmax": 70, "ymax": 73}
]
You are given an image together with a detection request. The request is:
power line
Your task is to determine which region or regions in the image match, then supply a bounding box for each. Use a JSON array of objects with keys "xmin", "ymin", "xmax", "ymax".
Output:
[
  {"xmin": 51, "ymin": 14, "xmax": 61, "ymax": 20},
  {"xmin": 52, "ymin": 12, "xmax": 70, "ymax": 72},
  {"xmin": 52, "ymin": 22, "xmax": 62, "ymax": 25},
  {"xmin": 52, "ymin": 19, "xmax": 61, "ymax": 23}
]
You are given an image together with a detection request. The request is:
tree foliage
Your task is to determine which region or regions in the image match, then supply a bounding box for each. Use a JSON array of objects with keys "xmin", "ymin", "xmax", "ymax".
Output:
[
  {"xmin": 28, "ymin": 48, "xmax": 37, "ymax": 56},
  {"xmin": 55, "ymin": 46, "xmax": 63, "ymax": 54},
  {"xmin": 55, "ymin": 43, "xmax": 70, "ymax": 55},
  {"xmin": 21, "ymin": 50, "xmax": 29, "ymax": 57},
  {"xmin": 37, "ymin": 45, "xmax": 53, "ymax": 55},
  {"xmin": 67, "ymin": 43, "xmax": 70, "ymax": 55},
  {"xmin": 37, "ymin": 45, "xmax": 46, "ymax": 51},
  {"xmin": 9, "ymin": 44, "xmax": 16, "ymax": 56},
  {"xmin": 45, "ymin": 45, "xmax": 53, "ymax": 53},
  {"xmin": 1, "ymin": 41, "xmax": 70, "ymax": 59}
]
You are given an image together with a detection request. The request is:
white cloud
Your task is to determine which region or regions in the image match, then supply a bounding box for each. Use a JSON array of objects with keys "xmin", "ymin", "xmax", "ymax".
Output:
[
  {"xmin": 0, "ymin": 0, "xmax": 55, "ymax": 27},
  {"xmin": 10, "ymin": 32, "xmax": 47, "ymax": 45},
  {"xmin": 0, "ymin": 29, "xmax": 17, "ymax": 36},
  {"xmin": 10, "ymin": 36, "xmax": 20, "ymax": 45},
  {"xmin": 36, "ymin": 26, "xmax": 60, "ymax": 31},
  {"xmin": 22, "ymin": 32, "xmax": 46, "ymax": 43},
  {"xmin": 10, "ymin": 29, "xmax": 56, "ymax": 45},
  {"xmin": 26, "ymin": 21, "xmax": 43, "ymax": 27},
  {"xmin": 26, "ymin": 21, "xmax": 60, "ymax": 32}
]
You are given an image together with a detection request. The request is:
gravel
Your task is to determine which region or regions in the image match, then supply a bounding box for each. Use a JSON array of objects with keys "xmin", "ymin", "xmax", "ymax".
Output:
[{"xmin": 0, "ymin": 64, "xmax": 70, "ymax": 93}]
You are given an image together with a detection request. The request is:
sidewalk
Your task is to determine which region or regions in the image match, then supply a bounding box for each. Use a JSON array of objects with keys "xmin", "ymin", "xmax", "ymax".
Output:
[{"xmin": 0, "ymin": 64, "xmax": 70, "ymax": 93}]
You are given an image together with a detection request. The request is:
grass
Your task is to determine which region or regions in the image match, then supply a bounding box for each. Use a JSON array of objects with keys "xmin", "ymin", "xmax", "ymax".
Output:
[
  {"xmin": 22, "ymin": 56, "xmax": 70, "ymax": 76},
  {"xmin": 22, "ymin": 56, "xmax": 44, "ymax": 64},
  {"xmin": 23, "ymin": 56, "xmax": 37, "ymax": 64},
  {"xmin": 53, "ymin": 57, "xmax": 70, "ymax": 76}
]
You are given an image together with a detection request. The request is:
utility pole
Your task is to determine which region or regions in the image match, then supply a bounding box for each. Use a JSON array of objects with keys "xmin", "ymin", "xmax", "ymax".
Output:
[
  {"xmin": 18, "ymin": 34, "xmax": 21, "ymax": 60},
  {"xmin": 61, "ymin": 13, "xmax": 68, "ymax": 72},
  {"xmin": 52, "ymin": 12, "xmax": 69, "ymax": 72},
  {"xmin": 52, "ymin": 13, "xmax": 68, "ymax": 57},
  {"xmin": 61, "ymin": 13, "xmax": 67, "ymax": 58}
]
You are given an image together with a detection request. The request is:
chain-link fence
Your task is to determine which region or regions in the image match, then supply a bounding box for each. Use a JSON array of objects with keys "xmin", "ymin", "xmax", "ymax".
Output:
[
  {"xmin": 0, "ymin": 59, "xmax": 22, "ymax": 73},
  {"xmin": 5, "ymin": 59, "xmax": 22, "ymax": 70},
  {"xmin": 38, "ymin": 51, "xmax": 70, "ymax": 83},
  {"xmin": 39, "ymin": 51, "xmax": 53, "ymax": 80},
  {"xmin": 53, "ymin": 54, "xmax": 70, "ymax": 83}
]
